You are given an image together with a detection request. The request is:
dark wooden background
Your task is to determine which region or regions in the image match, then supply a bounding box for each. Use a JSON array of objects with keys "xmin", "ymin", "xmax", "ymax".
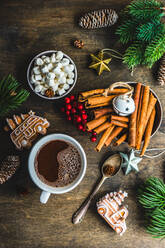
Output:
[{"xmin": 0, "ymin": 0, "xmax": 165, "ymax": 247}]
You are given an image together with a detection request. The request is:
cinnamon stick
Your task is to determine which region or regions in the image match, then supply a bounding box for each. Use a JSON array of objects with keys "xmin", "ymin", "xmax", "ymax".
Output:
[
  {"xmin": 105, "ymin": 127, "xmax": 123, "ymax": 147},
  {"xmin": 95, "ymin": 125, "xmax": 115, "ymax": 152},
  {"xmin": 114, "ymin": 133, "xmax": 127, "ymax": 146},
  {"xmin": 85, "ymin": 101, "xmax": 111, "ymax": 109},
  {"xmin": 111, "ymin": 120, "xmax": 128, "ymax": 128},
  {"xmin": 136, "ymin": 86, "xmax": 150, "ymax": 150},
  {"xmin": 140, "ymin": 108, "xmax": 156, "ymax": 156},
  {"xmin": 93, "ymin": 107, "xmax": 113, "ymax": 119},
  {"xmin": 141, "ymin": 93, "xmax": 157, "ymax": 137},
  {"xmin": 136, "ymin": 86, "xmax": 144, "ymax": 129},
  {"xmin": 128, "ymin": 82, "xmax": 142, "ymax": 147},
  {"xmin": 79, "ymin": 89, "xmax": 105, "ymax": 99},
  {"xmin": 86, "ymin": 95, "xmax": 115, "ymax": 107},
  {"xmin": 108, "ymin": 88, "xmax": 129, "ymax": 94},
  {"xmin": 94, "ymin": 121, "xmax": 111, "ymax": 134},
  {"xmin": 111, "ymin": 115, "xmax": 129, "ymax": 123},
  {"xmin": 86, "ymin": 115, "xmax": 109, "ymax": 131}
]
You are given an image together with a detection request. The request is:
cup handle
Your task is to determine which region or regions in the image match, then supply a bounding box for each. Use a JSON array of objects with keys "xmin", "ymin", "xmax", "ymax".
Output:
[{"xmin": 40, "ymin": 191, "xmax": 51, "ymax": 204}]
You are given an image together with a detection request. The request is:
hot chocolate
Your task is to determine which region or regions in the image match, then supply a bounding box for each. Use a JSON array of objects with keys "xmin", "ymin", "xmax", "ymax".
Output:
[{"xmin": 35, "ymin": 140, "xmax": 81, "ymax": 187}]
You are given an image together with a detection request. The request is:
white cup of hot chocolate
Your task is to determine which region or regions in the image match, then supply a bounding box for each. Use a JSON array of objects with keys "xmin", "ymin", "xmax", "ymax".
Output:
[{"xmin": 28, "ymin": 134, "xmax": 87, "ymax": 204}]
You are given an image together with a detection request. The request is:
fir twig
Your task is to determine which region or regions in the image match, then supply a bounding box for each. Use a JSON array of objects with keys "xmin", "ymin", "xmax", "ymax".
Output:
[
  {"xmin": 138, "ymin": 177, "xmax": 165, "ymax": 238},
  {"xmin": 144, "ymin": 32, "xmax": 165, "ymax": 68},
  {"xmin": 116, "ymin": 19, "xmax": 138, "ymax": 44},
  {"xmin": 0, "ymin": 75, "xmax": 29, "ymax": 117},
  {"xmin": 123, "ymin": 42, "xmax": 145, "ymax": 71}
]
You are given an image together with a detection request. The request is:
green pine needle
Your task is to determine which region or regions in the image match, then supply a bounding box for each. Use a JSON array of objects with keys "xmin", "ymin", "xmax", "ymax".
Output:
[
  {"xmin": 0, "ymin": 75, "xmax": 29, "ymax": 117},
  {"xmin": 137, "ymin": 20, "xmax": 164, "ymax": 42},
  {"xmin": 143, "ymin": 32, "xmax": 165, "ymax": 68},
  {"xmin": 138, "ymin": 177, "xmax": 165, "ymax": 238},
  {"xmin": 116, "ymin": 19, "xmax": 138, "ymax": 44},
  {"xmin": 128, "ymin": 0, "xmax": 163, "ymax": 20},
  {"xmin": 123, "ymin": 42, "xmax": 145, "ymax": 70}
]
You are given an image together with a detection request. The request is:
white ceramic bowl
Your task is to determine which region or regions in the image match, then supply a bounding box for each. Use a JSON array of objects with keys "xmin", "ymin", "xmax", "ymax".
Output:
[
  {"xmin": 27, "ymin": 50, "xmax": 77, "ymax": 100},
  {"xmin": 28, "ymin": 134, "xmax": 87, "ymax": 203}
]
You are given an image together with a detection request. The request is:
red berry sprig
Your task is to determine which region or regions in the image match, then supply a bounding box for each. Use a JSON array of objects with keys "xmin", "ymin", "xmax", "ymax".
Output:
[{"xmin": 61, "ymin": 95, "xmax": 97, "ymax": 142}]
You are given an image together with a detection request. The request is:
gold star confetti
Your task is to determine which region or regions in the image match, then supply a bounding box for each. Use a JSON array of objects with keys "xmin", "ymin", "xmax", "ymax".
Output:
[{"xmin": 89, "ymin": 51, "xmax": 111, "ymax": 75}]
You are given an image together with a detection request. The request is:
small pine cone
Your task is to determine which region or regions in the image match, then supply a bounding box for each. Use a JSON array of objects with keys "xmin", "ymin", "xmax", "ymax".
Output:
[
  {"xmin": 158, "ymin": 55, "xmax": 165, "ymax": 85},
  {"xmin": 79, "ymin": 9, "xmax": 118, "ymax": 29},
  {"xmin": 45, "ymin": 88, "xmax": 55, "ymax": 97},
  {"xmin": 74, "ymin": 40, "xmax": 84, "ymax": 49},
  {"xmin": 0, "ymin": 156, "xmax": 20, "ymax": 184}
]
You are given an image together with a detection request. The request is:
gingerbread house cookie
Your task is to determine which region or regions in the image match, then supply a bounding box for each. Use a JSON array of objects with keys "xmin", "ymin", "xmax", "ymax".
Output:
[
  {"xmin": 4, "ymin": 110, "xmax": 50, "ymax": 149},
  {"xmin": 97, "ymin": 191, "xmax": 128, "ymax": 235}
]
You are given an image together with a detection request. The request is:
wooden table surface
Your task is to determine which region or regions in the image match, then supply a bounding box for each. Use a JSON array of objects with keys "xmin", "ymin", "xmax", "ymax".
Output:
[{"xmin": 0, "ymin": 0, "xmax": 165, "ymax": 247}]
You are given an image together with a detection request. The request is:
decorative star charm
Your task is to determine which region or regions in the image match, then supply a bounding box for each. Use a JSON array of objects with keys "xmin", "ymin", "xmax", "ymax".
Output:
[
  {"xmin": 120, "ymin": 149, "xmax": 142, "ymax": 175},
  {"xmin": 89, "ymin": 51, "xmax": 111, "ymax": 75}
]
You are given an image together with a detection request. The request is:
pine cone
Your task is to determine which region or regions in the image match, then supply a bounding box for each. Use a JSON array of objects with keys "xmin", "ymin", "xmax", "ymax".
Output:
[
  {"xmin": 0, "ymin": 156, "xmax": 20, "ymax": 184},
  {"xmin": 45, "ymin": 88, "xmax": 55, "ymax": 97},
  {"xmin": 79, "ymin": 9, "xmax": 118, "ymax": 29},
  {"xmin": 158, "ymin": 55, "xmax": 165, "ymax": 85}
]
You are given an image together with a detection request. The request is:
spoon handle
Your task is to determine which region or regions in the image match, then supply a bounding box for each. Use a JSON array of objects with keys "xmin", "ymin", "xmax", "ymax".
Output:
[{"xmin": 72, "ymin": 176, "xmax": 106, "ymax": 224}]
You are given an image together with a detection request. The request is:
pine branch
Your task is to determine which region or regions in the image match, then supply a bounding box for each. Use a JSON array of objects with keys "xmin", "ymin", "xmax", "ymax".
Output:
[
  {"xmin": 137, "ymin": 21, "xmax": 164, "ymax": 42},
  {"xmin": 123, "ymin": 42, "xmax": 145, "ymax": 70},
  {"xmin": 0, "ymin": 75, "xmax": 29, "ymax": 117},
  {"xmin": 128, "ymin": 0, "xmax": 163, "ymax": 20},
  {"xmin": 116, "ymin": 19, "xmax": 138, "ymax": 44},
  {"xmin": 143, "ymin": 32, "xmax": 165, "ymax": 68}
]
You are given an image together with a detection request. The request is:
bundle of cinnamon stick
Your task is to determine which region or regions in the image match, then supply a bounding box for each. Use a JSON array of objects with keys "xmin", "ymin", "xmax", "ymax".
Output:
[{"xmin": 79, "ymin": 83, "xmax": 157, "ymax": 156}]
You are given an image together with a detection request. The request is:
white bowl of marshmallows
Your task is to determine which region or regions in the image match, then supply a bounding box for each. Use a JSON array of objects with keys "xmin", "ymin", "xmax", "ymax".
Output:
[{"xmin": 27, "ymin": 50, "xmax": 77, "ymax": 99}]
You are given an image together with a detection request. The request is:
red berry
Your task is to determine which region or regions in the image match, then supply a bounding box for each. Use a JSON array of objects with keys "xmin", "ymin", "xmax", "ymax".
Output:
[
  {"xmin": 76, "ymin": 116, "xmax": 82, "ymax": 123},
  {"xmin": 82, "ymin": 128, "xmax": 86, "ymax": 132},
  {"xmin": 88, "ymin": 130, "xmax": 92, "ymax": 133},
  {"xmin": 71, "ymin": 108, "xmax": 76, "ymax": 114},
  {"xmin": 78, "ymin": 124, "xmax": 83, "ymax": 130},
  {"xmin": 67, "ymin": 116, "xmax": 72, "ymax": 121},
  {"xmin": 70, "ymin": 95, "xmax": 75, "ymax": 101},
  {"xmin": 81, "ymin": 110, "xmax": 86, "ymax": 114},
  {"xmin": 90, "ymin": 136, "xmax": 97, "ymax": 142},
  {"xmin": 92, "ymin": 131, "xmax": 97, "ymax": 136},
  {"xmin": 66, "ymin": 104, "xmax": 72, "ymax": 110},
  {"xmin": 66, "ymin": 110, "xmax": 70, "ymax": 115},
  {"xmin": 61, "ymin": 107, "xmax": 65, "ymax": 112},
  {"xmin": 78, "ymin": 104, "xmax": 83, "ymax": 110},
  {"xmin": 82, "ymin": 119, "xmax": 87, "ymax": 125},
  {"xmin": 82, "ymin": 114, "xmax": 87, "ymax": 120},
  {"xmin": 65, "ymin": 97, "xmax": 70, "ymax": 104}
]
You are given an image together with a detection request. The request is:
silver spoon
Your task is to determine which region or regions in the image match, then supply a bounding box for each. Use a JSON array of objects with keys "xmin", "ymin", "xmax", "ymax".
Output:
[{"xmin": 72, "ymin": 153, "xmax": 122, "ymax": 224}]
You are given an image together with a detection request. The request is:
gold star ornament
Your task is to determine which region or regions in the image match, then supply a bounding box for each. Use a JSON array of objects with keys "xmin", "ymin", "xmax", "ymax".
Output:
[{"xmin": 89, "ymin": 51, "xmax": 111, "ymax": 75}]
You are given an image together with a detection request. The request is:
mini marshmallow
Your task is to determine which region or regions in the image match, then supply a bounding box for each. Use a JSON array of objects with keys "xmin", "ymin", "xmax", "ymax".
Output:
[
  {"xmin": 35, "ymin": 85, "xmax": 43, "ymax": 93},
  {"xmin": 63, "ymin": 83, "xmax": 70, "ymax": 90},
  {"xmin": 56, "ymin": 51, "xmax": 63, "ymax": 61},
  {"xmin": 67, "ymin": 79, "xmax": 74, "ymax": 85},
  {"xmin": 58, "ymin": 88, "xmax": 66, "ymax": 96},
  {"xmin": 53, "ymin": 67, "xmax": 62, "ymax": 74},
  {"xmin": 41, "ymin": 66, "xmax": 49, "ymax": 74},
  {"xmin": 51, "ymin": 53, "xmax": 56, "ymax": 63},
  {"xmin": 47, "ymin": 79, "xmax": 55, "ymax": 87},
  {"xmin": 35, "ymin": 74, "xmax": 42, "ymax": 81},
  {"xmin": 68, "ymin": 72, "xmax": 74, "ymax": 79},
  {"xmin": 36, "ymin": 58, "xmax": 44, "ymax": 66},
  {"xmin": 44, "ymin": 56, "xmax": 51, "ymax": 64},
  {"xmin": 47, "ymin": 63, "xmax": 53, "ymax": 71},
  {"xmin": 52, "ymin": 84, "xmax": 58, "ymax": 92},
  {"xmin": 63, "ymin": 65, "xmax": 71, "ymax": 74},
  {"xmin": 68, "ymin": 64, "xmax": 75, "ymax": 71},
  {"xmin": 40, "ymin": 88, "xmax": 46, "ymax": 95},
  {"xmin": 33, "ymin": 66, "xmax": 41, "ymax": 75},
  {"xmin": 31, "ymin": 74, "xmax": 36, "ymax": 83},
  {"xmin": 41, "ymin": 55, "xmax": 46, "ymax": 59},
  {"xmin": 61, "ymin": 58, "xmax": 70, "ymax": 66},
  {"xmin": 47, "ymin": 72, "xmax": 55, "ymax": 79},
  {"xmin": 58, "ymin": 76, "xmax": 66, "ymax": 84}
]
